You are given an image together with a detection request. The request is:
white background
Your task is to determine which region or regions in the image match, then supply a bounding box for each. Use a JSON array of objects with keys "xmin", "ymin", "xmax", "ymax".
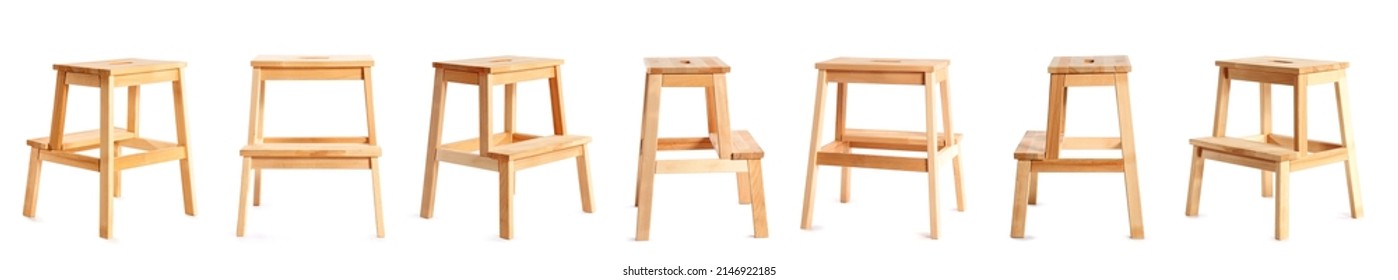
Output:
[{"xmin": 2, "ymin": 0, "xmax": 1394, "ymax": 279}]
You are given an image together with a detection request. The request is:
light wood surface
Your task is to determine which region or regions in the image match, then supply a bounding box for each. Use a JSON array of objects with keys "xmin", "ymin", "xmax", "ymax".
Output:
[
  {"xmin": 251, "ymin": 55, "xmax": 374, "ymax": 68},
  {"xmin": 1047, "ymin": 55, "xmax": 1131, "ymax": 74},
  {"xmin": 54, "ymin": 58, "xmax": 186, "ymax": 75},
  {"xmin": 815, "ymin": 57, "xmax": 949, "ymax": 72},
  {"xmin": 1216, "ymin": 56, "xmax": 1348, "ymax": 74},
  {"xmin": 434, "ymin": 55, "xmax": 563, "ymax": 73},
  {"xmin": 644, "ymin": 57, "xmax": 730, "ymax": 74}
]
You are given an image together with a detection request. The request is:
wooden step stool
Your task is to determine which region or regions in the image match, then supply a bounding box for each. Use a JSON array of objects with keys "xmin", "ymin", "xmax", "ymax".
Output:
[
  {"xmin": 1185, "ymin": 56, "xmax": 1363, "ymax": 240},
  {"xmin": 799, "ymin": 57, "xmax": 966, "ymax": 239},
  {"xmin": 236, "ymin": 55, "xmax": 385, "ymax": 238},
  {"xmin": 633, "ymin": 57, "xmax": 768, "ymax": 241},
  {"xmin": 23, "ymin": 58, "xmax": 197, "ymax": 239},
  {"xmin": 418, "ymin": 56, "xmax": 595, "ymax": 240},
  {"xmin": 1010, "ymin": 55, "xmax": 1145, "ymax": 239}
]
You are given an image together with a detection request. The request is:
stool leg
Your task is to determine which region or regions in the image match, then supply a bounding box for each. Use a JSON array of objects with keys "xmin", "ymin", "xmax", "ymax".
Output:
[
  {"xmin": 1276, "ymin": 162, "xmax": 1290, "ymax": 240},
  {"xmin": 800, "ymin": 70, "xmax": 830, "ymax": 230},
  {"xmin": 98, "ymin": 77, "xmax": 116, "ymax": 239},
  {"xmin": 576, "ymin": 146, "xmax": 595, "ymax": 213},
  {"xmin": 835, "ymin": 82, "xmax": 850, "ymax": 204},
  {"xmin": 172, "ymin": 76, "xmax": 195, "ymax": 216},
  {"xmin": 499, "ymin": 161, "xmax": 515, "ymax": 240},
  {"xmin": 48, "ymin": 71, "xmax": 71, "ymax": 151},
  {"xmin": 253, "ymin": 169, "xmax": 261, "ymax": 206},
  {"xmin": 1260, "ymin": 83, "xmax": 1274, "ymax": 197},
  {"xmin": 113, "ymin": 147, "xmax": 122, "ymax": 198},
  {"xmin": 115, "ymin": 85, "xmax": 138, "ymax": 199},
  {"xmin": 1011, "ymin": 160, "xmax": 1031, "ymax": 238},
  {"xmin": 748, "ymin": 159, "xmax": 768, "ymax": 238},
  {"xmin": 420, "ymin": 68, "xmax": 448, "ymax": 218},
  {"xmin": 236, "ymin": 158, "xmax": 251, "ymax": 237},
  {"xmin": 1027, "ymin": 170, "xmax": 1038, "ymax": 205},
  {"xmin": 1114, "ymin": 73, "xmax": 1144, "ymax": 239},
  {"xmin": 940, "ymin": 79, "xmax": 964, "ymax": 212},
  {"xmin": 1334, "ymin": 78, "xmax": 1363, "ymax": 218},
  {"xmin": 1185, "ymin": 147, "xmax": 1206, "ymax": 216},
  {"xmin": 709, "ymin": 74, "xmax": 744, "ymax": 205},
  {"xmin": 923, "ymin": 71, "xmax": 941, "ymax": 239},
  {"xmin": 23, "ymin": 148, "xmax": 42, "ymax": 217},
  {"xmin": 370, "ymin": 158, "xmax": 385, "ymax": 238},
  {"xmin": 635, "ymin": 74, "xmax": 662, "ymax": 241}
]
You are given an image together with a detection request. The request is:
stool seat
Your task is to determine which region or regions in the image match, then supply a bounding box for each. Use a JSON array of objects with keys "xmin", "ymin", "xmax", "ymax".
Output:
[
  {"xmin": 241, "ymin": 143, "xmax": 382, "ymax": 158},
  {"xmin": 252, "ymin": 55, "xmax": 374, "ymax": 68},
  {"xmin": 434, "ymin": 56, "xmax": 563, "ymax": 73},
  {"xmin": 1216, "ymin": 56, "xmax": 1348, "ymax": 74},
  {"xmin": 1190, "ymin": 136, "xmax": 1300, "ymax": 161},
  {"xmin": 815, "ymin": 57, "xmax": 949, "ymax": 72},
  {"xmin": 644, "ymin": 57, "xmax": 730, "ymax": 74},
  {"xmin": 28, "ymin": 128, "xmax": 137, "ymax": 151},
  {"xmin": 1048, "ymin": 55, "xmax": 1131, "ymax": 74},
  {"xmin": 54, "ymin": 58, "xmax": 185, "ymax": 75},
  {"xmin": 485, "ymin": 135, "xmax": 590, "ymax": 160}
]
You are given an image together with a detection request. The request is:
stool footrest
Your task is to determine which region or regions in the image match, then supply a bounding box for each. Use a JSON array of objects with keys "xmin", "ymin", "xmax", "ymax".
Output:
[
  {"xmin": 486, "ymin": 135, "xmax": 590, "ymax": 160},
  {"xmin": 37, "ymin": 145, "xmax": 188, "ymax": 172},
  {"xmin": 843, "ymin": 129, "xmax": 961, "ymax": 152},
  {"xmin": 241, "ymin": 143, "xmax": 381, "ymax": 158},
  {"xmin": 655, "ymin": 159, "xmax": 749, "ymax": 174},
  {"xmin": 816, "ymin": 141, "xmax": 939, "ymax": 172},
  {"xmin": 28, "ymin": 128, "xmax": 136, "ymax": 151},
  {"xmin": 1190, "ymin": 137, "xmax": 1300, "ymax": 161}
]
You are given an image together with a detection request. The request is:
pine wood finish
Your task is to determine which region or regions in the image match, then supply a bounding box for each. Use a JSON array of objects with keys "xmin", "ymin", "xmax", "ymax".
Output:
[
  {"xmin": 1185, "ymin": 56, "xmax": 1362, "ymax": 240},
  {"xmin": 237, "ymin": 55, "xmax": 384, "ymax": 238},
  {"xmin": 418, "ymin": 56, "xmax": 594, "ymax": 240},
  {"xmin": 800, "ymin": 57, "xmax": 965, "ymax": 239},
  {"xmin": 634, "ymin": 57, "xmax": 768, "ymax": 241},
  {"xmin": 1010, "ymin": 55, "xmax": 1144, "ymax": 239},
  {"xmin": 23, "ymin": 58, "xmax": 197, "ymax": 239}
]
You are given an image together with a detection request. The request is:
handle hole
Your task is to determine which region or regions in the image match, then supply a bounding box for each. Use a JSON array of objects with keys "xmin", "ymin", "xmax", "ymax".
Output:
[
  {"xmin": 107, "ymin": 61, "xmax": 134, "ymax": 65},
  {"xmin": 1083, "ymin": 59, "xmax": 1096, "ymax": 64},
  {"xmin": 872, "ymin": 59, "xmax": 902, "ymax": 63},
  {"xmin": 1271, "ymin": 60, "xmax": 1293, "ymax": 64},
  {"xmin": 489, "ymin": 58, "xmax": 513, "ymax": 63},
  {"xmin": 679, "ymin": 60, "xmax": 692, "ymax": 64}
]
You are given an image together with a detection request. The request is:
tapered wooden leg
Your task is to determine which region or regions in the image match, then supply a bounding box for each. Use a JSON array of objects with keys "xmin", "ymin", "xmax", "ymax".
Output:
[
  {"xmin": 1115, "ymin": 73, "xmax": 1144, "ymax": 239},
  {"xmin": 421, "ymin": 68, "xmax": 448, "ymax": 218},
  {"xmin": 253, "ymin": 169, "xmax": 262, "ymax": 206},
  {"xmin": 952, "ymin": 155, "xmax": 965, "ymax": 212},
  {"xmin": 635, "ymin": 74, "xmax": 662, "ymax": 241},
  {"xmin": 576, "ymin": 146, "xmax": 595, "ymax": 213},
  {"xmin": 748, "ymin": 160, "xmax": 768, "ymax": 238},
  {"xmin": 939, "ymin": 79, "xmax": 964, "ymax": 212},
  {"xmin": 839, "ymin": 167, "xmax": 851, "ymax": 203},
  {"xmin": 113, "ymin": 147, "xmax": 122, "ymax": 198},
  {"xmin": 236, "ymin": 158, "xmax": 251, "ymax": 237},
  {"xmin": 1011, "ymin": 160, "xmax": 1031, "ymax": 238},
  {"xmin": 923, "ymin": 72, "xmax": 941, "ymax": 239},
  {"xmin": 1260, "ymin": 82, "xmax": 1273, "ymax": 198},
  {"xmin": 800, "ymin": 70, "xmax": 829, "ymax": 230},
  {"xmin": 172, "ymin": 72, "xmax": 195, "ymax": 216},
  {"xmin": 370, "ymin": 158, "xmax": 385, "ymax": 238},
  {"xmin": 23, "ymin": 148, "xmax": 42, "ymax": 217},
  {"xmin": 499, "ymin": 161, "xmax": 515, "ymax": 240},
  {"xmin": 1027, "ymin": 171, "xmax": 1038, "ymax": 205},
  {"xmin": 98, "ymin": 78, "xmax": 116, "ymax": 239},
  {"xmin": 1334, "ymin": 78, "xmax": 1363, "ymax": 219},
  {"xmin": 835, "ymin": 82, "xmax": 851, "ymax": 204},
  {"xmin": 736, "ymin": 168, "xmax": 752, "ymax": 205},
  {"xmin": 1275, "ymin": 162, "xmax": 1290, "ymax": 240},
  {"xmin": 1185, "ymin": 147, "xmax": 1206, "ymax": 216}
]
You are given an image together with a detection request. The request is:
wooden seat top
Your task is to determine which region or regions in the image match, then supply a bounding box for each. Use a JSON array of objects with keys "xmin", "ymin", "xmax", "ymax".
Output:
[
  {"xmin": 816, "ymin": 57, "xmax": 949, "ymax": 72},
  {"xmin": 1189, "ymin": 137, "xmax": 1298, "ymax": 161},
  {"xmin": 1216, "ymin": 56, "xmax": 1347, "ymax": 74},
  {"xmin": 54, "ymin": 58, "xmax": 185, "ymax": 75},
  {"xmin": 645, "ymin": 57, "xmax": 729, "ymax": 74},
  {"xmin": 434, "ymin": 56, "xmax": 562, "ymax": 73},
  {"xmin": 1048, "ymin": 55, "xmax": 1131, "ymax": 74},
  {"xmin": 252, "ymin": 55, "xmax": 374, "ymax": 68}
]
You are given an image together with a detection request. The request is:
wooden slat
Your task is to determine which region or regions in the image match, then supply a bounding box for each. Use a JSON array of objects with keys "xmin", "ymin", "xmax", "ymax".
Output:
[
  {"xmin": 116, "ymin": 137, "xmax": 178, "ymax": 150},
  {"xmin": 1061, "ymin": 137, "xmax": 1122, "ymax": 150},
  {"xmin": 1015, "ymin": 131, "xmax": 1046, "ymax": 160},
  {"xmin": 1063, "ymin": 73, "xmax": 1117, "ymax": 86},
  {"xmin": 241, "ymin": 143, "xmax": 381, "ymax": 158},
  {"xmin": 39, "ymin": 151, "xmax": 99, "ymax": 171},
  {"xmin": 816, "ymin": 152, "xmax": 926, "ymax": 172},
  {"xmin": 441, "ymin": 133, "xmax": 513, "ymax": 152},
  {"xmin": 825, "ymin": 71, "xmax": 924, "ymax": 85},
  {"xmin": 1268, "ymin": 134, "xmax": 1342, "ymax": 152},
  {"xmin": 1031, "ymin": 159, "xmax": 1124, "ymax": 172},
  {"xmin": 1201, "ymin": 150, "xmax": 1278, "ymax": 171},
  {"xmin": 659, "ymin": 74, "xmax": 714, "ymax": 87},
  {"xmin": 1292, "ymin": 148, "xmax": 1348, "ymax": 171},
  {"xmin": 1227, "ymin": 68, "xmax": 1297, "ymax": 85},
  {"xmin": 263, "ymin": 136, "xmax": 369, "ymax": 144},
  {"xmin": 1307, "ymin": 70, "xmax": 1344, "ymax": 84},
  {"xmin": 937, "ymin": 144, "xmax": 960, "ymax": 160},
  {"xmin": 116, "ymin": 147, "xmax": 186, "ymax": 170},
  {"xmin": 486, "ymin": 135, "xmax": 589, "ymax": 160},
  {"xmin": 819, "ymin": 141, "xmax": 850, "ymax": 153},
  {"xmin": 65, "ymin": 72, "xmax": 100, "ymax": 87},
  {"xmin": 28, "ymin": 128, "xmax": 136, "ymax": 151},
  {"xmin": 490, "ymin": 67, "xmax": 555, "ymax": 85},
  {"xmin": 515, "ymin": 146, "xmax": 583, "ymax": 170},
  {"xmin": 251, "ymin": 158, "xmax": 371, "ymax": 169},
  {"xmin": 842, "ymin": 129, "xmax": 959, "ymax": 152},
  {"xmin": 658, "ymin": 137, "xmax": 714, "ymax": 150},
  {"xmin": 443, "ymin": 69, "xmax": 481, "ymax": 85},
  {"xmin": 260, "ymin": 68, "xmax": 364, "ymax": 80},
  {"xmin": 1190, "ymin": 137, "xmax": 1297, "ymax": 161},
  {"xmin": 437, "ymin": 149, "xmax": 497, "ymax": 171},
  {"xmin": 655, "ymin": 159, "xmax": 749, "ymax": 174},
  {"xmin": 114, "ymin": 69, "xmax": 178, "ymax": 87},
  {"xmin": 729, "ymin": 130, "xmax": 764, "ymax": 160}
]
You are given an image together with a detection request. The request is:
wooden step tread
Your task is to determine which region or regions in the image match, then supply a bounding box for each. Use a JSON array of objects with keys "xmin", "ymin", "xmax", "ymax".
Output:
[
  {"xmin": 486, "ymin": 135, "xmax": 590, "ymax": 160},
  {"xmin": 729, "ymin": 130, "xmax": 763, "ymax": 160},
  {"xmin": 28, "ymin": 128, "xmax": 136, "ymax": 151},
  {"xmin": 1015, "ymin": 131, "xmax": 1046, "ymax": 160},
  {"xmin": 843, "ymin": 129, "xmax": 962, "ymax": 147},
  {"xmin": 1190, "ymin": 137, "xmax": 1298, "ymax": 161},
  {"xmin": 241, "ymin": 143, "xmax": 381, "ymax": 158}
]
